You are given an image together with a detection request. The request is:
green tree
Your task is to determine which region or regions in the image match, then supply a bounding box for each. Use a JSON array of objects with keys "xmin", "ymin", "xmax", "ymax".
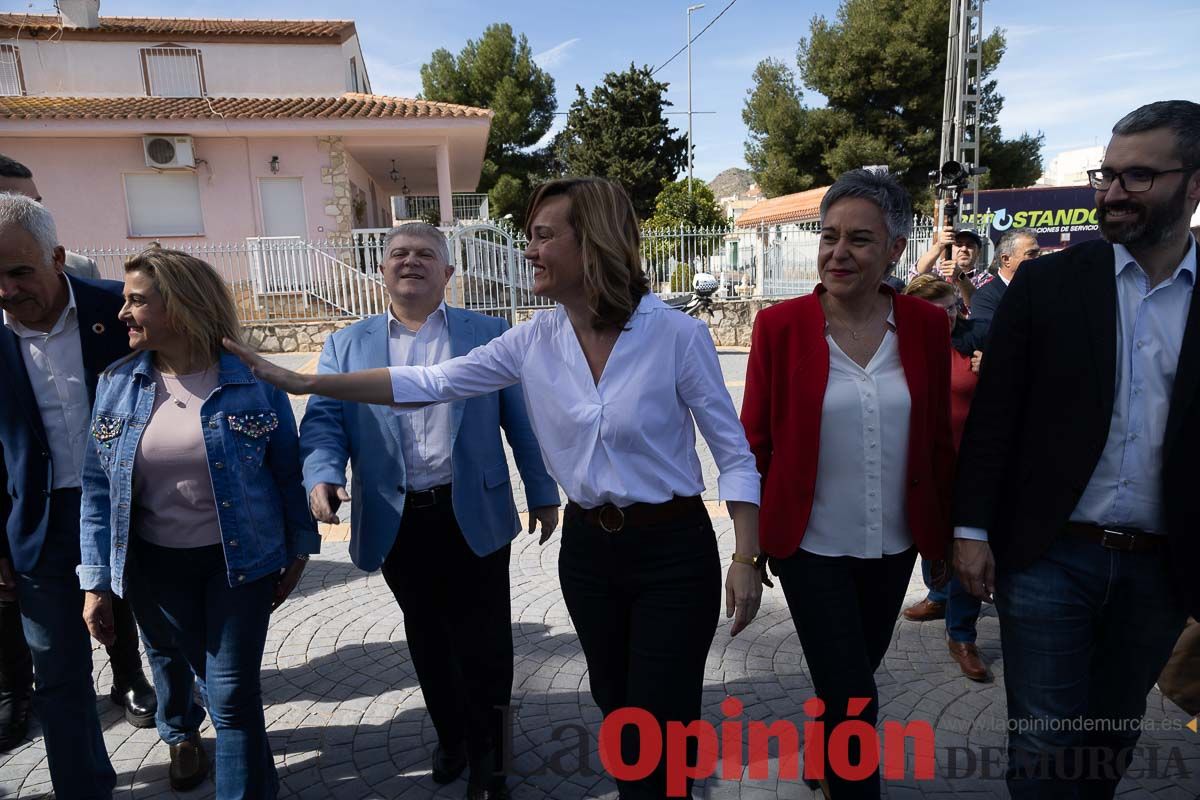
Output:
[
  {"xmin": 643, "ymin": 179, "xmax": 728, "ymax": 291},
  {"xmin": 420, "ymin": 23, "xmax": 556, "ymax": 222},
  {"xmin": 555, "ymin": 64, "xmax": 688, "ymax": 219},
  {"xmin": 744, "ymin": 0, "xmax": 1042, "ymax": 201},
  {"xmin": 644, "ymin": 178, "xmax": 728, "ymax": 229}
]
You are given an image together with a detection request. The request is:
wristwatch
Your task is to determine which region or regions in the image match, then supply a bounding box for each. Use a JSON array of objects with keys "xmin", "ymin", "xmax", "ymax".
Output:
[{"xmin": 294, "ymin": 554, "xmax": 310, "ymax": 562}]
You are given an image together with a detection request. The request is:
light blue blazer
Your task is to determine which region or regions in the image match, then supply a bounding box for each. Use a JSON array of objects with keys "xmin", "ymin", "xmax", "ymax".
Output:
[{"xmin": 299, "ymin": 307, "xmax": 559, "ymax": 570}]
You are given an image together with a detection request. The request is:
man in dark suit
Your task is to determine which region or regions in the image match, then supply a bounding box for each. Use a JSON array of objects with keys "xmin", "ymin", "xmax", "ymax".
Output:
[
  {"xmin": 0, "ymin": 195, "xmax": 194, "ymax": 797},
  {"xmin": 957, "ymin": 227, "xmax": 1041, "ymax": 353},
  {"xmin": 0, "ymin": 175, "xmax": 155, "ymax": 756},
  {"xmin": 953, "ymin": 100, "xmax": 1200, "ymax": 798}
]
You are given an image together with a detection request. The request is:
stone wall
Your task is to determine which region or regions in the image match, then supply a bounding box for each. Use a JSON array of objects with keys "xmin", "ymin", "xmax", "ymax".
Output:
[
  {"xmin": 243, "ymin": 320, "xmax": 356, "ymax": 354},
  {"xmin": 244, "ymin": 298, "xmax": 792, "ymax": 354},
  {"xmin": 318, "ymin": 136, "xmax": 352, "ymax": 235}
]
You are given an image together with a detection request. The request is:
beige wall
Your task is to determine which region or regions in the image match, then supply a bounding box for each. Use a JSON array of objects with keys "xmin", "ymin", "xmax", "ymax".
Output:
[{"xmin": 15, "ymin": 39, "xmax": 352, "ymax": 97}]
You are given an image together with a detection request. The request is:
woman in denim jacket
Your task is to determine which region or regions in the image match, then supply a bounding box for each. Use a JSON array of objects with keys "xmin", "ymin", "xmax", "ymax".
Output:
[{"xmin": 78, "ymin": 248, "xmax": 319, "ymax": 799}]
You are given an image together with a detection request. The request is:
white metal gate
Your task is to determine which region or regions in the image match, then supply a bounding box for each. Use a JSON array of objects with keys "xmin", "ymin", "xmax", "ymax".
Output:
[{"xmin": 446, "ymin": 223, "xmax": 547, "ymax": 321}]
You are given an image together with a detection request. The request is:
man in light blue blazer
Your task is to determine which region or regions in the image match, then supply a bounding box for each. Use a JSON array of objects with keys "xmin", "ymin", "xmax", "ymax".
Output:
[{"xmin": 299, "ymin": 223, "xmax": 559, "ymax": 800}]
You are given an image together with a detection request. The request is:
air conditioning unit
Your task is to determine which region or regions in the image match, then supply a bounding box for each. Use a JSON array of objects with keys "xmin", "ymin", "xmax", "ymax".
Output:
[{"xmin": 142, "ymin": 135, "xmax": 195, "ymax": 169}]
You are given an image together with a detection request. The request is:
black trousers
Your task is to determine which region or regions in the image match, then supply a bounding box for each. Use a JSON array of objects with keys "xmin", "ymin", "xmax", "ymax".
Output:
[
  {"xmin": 559, "ymin": 501, "xmax": 720, "ymax": 800},
  {"xmin": 1, "ymin": 555, "xmax": 144, "ymax": 707},
  {"xmin": 380, "ymin": 488, "xmax": 513, "ymax": 778},
  {"xmin": 773, "ymin": 545, "xmax": 918, "ymax": 800}
]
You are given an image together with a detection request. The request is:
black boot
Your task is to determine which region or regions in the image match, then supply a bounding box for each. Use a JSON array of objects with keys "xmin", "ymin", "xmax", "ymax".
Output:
[
  {"xmin": 108, "ymin": 594, "xmax": 157, "ymax": 728},
  {"xmin": 110, "ymin": 668, "xmax": 157, "ymax": 728}
]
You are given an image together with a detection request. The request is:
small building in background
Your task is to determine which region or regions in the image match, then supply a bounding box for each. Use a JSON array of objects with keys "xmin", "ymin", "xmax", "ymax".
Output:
[{"xmin": 0, "ymin": 0, "xmax": 492, "ymax": 252}]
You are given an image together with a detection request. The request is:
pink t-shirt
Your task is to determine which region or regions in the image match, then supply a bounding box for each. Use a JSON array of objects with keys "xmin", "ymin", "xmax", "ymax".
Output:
[{"xmin": 132, "ymin": 366, "xmax": 223, "ymax": 548}]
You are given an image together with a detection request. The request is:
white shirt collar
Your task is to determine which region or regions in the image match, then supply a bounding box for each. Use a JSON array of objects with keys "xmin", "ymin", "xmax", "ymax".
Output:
[
  {"xmin": 1113, "ymin": 235, "xmax": 1197, "ymax": 285},
  {"xmin": 2, "ymin": 274, "xmax": 78, "ymax": 337},
  {"xmin": 387, "ymin": 301, "xmax": 448, "ymax": 334}
]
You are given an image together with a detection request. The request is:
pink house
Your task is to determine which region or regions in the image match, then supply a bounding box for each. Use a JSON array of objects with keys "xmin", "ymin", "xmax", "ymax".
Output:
[{"xmin": 0, "ymin": 0, "xmax": 493, "ymax": 252}]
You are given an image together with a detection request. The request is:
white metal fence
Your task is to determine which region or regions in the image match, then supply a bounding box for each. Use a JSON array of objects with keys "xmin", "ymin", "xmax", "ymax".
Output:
[{"xmin": 77, "ymin": 219, "xmax": 939, "ymax": 325}]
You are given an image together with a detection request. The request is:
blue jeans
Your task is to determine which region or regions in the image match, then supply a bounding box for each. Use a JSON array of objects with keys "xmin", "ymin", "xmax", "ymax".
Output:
[
  {"xmin": 995, "ymin": 534, "xmax": 1187, "ymax": 799},
  {"xmin": 15, "ymin": 489, "xmax": 116, "ymax": 800},
  {"xmin": 921, "ymin": 557, "xmax": 983, "ymax": 643},
  {"xmin": 129, "ymin": 539, "xmax": 278, "ymax": 800}
]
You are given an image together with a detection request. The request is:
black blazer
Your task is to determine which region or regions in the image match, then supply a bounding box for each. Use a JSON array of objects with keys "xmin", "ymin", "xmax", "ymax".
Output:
[
  {"xmin": 0, "ymin": 275, "xmax": 129, "ymax": 572},
  {"xmin": 959, "ymin": 275, "xmax": 1007, "ymax": 353},
  {"xmin": 952, "ymin": 239, "xmax": 1200, "ymax": 617}
]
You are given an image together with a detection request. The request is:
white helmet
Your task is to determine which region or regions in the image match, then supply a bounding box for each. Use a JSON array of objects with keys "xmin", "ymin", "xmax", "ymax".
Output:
[{"xmin": 693, "ymin": 272, "xmax": 719, "ymax": 294}]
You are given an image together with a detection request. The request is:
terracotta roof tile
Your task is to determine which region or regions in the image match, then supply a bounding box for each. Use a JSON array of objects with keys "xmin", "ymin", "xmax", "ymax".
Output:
[
  {"xmin": 0, "ymin": 13, "xmax": 354, "ymax": 39},
  {"xmin": 735, "ymin": 186, "xmax": 830, "ymax": 227},
  {"xmin": 0, "ymin": 94, "xmax": 492, "ymax": 121}
]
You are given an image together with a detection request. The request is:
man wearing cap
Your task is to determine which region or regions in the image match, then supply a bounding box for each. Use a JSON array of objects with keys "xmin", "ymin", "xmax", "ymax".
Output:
[{"xmin": 914, "ymin": 225, "xmax": 984, "ymax": 283}]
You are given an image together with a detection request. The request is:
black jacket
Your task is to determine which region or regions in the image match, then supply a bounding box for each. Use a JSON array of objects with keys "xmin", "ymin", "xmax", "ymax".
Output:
[
  {"xmin": 952, "ymin": 239, "xmax": 1200, "ymax": 617},
  {"xmin": 959, "ymin": 275, "xmax": 1007, "ymax": 352}
]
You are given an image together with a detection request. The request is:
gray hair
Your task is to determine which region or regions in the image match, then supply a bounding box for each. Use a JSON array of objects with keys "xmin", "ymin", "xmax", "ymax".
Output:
[
  {"xmin": 996, "ymin": 228, "xmax": 1037, "ymax": 258},
  {"xmin": 380, "ymin": 222, "xmax": 450, "ymax": 266},
  {"xmin": 819, "ymin": 169, "xmax": 914, "ymax": 243},
  {"xmin": 0, "ymin": 192, "xmax": 58, "ymax": 262},
  {"xmin": 1112, "ymin": 101, "xmax": 1200, "ymax": 167}
]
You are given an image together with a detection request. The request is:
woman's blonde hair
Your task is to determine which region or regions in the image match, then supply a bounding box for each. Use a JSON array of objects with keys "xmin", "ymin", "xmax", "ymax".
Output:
[
  {"xmin": 123, "ymin": 247, "xmax": 242, "ymax": 365},
  {"xmin": 524, "ymin": 177, "xmax": 650, "ymax": 331},
  {"xmin": 902, "ymin": 274, "xmax": 958, "ymax": 302}
]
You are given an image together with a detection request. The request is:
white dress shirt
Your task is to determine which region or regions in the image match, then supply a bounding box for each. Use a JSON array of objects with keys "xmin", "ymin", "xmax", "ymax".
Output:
[
  {"xmin": 388, "ymin": 303, "xmax": 454, "ymax": 491},
  {"xmin": 955, "ymin": 236, "xmax": 1196, "ymax": 541},
  {"xmin": 802, "ymin": 310, "xmax": 913, "ymax": 558},
  {"xmin": 2, "ymin": 279, "xmax": 90, "ymax": 489},
  {"xmin": 388, "ymin": 293, "xmax": 760, "ymax": 509}
]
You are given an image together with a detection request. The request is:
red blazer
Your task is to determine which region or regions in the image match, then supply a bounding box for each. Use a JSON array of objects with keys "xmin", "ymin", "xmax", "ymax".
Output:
[{"xmin": 741, "ymin": 286, "xmax": 955, "ymax": 560}]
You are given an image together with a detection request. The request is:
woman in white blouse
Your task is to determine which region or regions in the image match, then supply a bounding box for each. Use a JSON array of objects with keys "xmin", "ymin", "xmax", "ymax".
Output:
[
  {"xmin": 227, "ymin": 177, "xmax": 764, "ymax": 800},
  {"xmin": 741, "ymin": 170, "xmax": 955, "ymax": 799}
]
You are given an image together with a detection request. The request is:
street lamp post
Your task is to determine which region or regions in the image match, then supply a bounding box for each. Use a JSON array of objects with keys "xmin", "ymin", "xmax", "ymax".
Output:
[{"xmin": 687, "ymin": 3, "xmax": 704, "ymax": 201}]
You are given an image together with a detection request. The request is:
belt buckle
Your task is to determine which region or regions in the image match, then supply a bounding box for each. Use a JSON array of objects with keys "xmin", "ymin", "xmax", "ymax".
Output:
[
  {"xmin": 1100, "ymin": 529, "xmax": 1136, "ymax": 551},
  {"xmin": 409, "ymin": 487, "xmax": 437, "ymax": 509},
  {"xmin": 598, "ymin": 504, "xmax": 625, "ymax": 533}
]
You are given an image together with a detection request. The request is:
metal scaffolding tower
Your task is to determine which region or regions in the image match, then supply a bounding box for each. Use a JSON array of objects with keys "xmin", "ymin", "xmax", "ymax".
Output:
[{"xmin": 939, "ymin": 0, "xmax": 984, "ymax": 222}]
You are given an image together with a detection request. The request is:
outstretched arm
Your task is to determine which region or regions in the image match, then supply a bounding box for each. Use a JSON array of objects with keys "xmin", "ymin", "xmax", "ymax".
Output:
[{"xmin": 225, "ymin": 338, "xmax": 394, "ymax": 403}]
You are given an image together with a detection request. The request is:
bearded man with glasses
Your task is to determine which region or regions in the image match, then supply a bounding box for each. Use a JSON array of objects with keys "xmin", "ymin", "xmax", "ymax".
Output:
[{"xmin": 952, "ymin": 100, "xmax": 1200, "ymax": 798}]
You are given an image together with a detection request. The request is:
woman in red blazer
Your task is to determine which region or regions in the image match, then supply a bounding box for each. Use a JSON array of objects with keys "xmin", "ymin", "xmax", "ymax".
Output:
[{"xmin": 741, "ymin": 170, "xmax": 955, "ymax": 799}]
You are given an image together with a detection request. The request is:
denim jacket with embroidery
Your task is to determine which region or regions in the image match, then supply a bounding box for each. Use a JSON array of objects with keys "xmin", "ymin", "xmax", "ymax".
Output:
[{"xmin": 78, "ymin": 350, "xmax": 320, "ymax": 596}]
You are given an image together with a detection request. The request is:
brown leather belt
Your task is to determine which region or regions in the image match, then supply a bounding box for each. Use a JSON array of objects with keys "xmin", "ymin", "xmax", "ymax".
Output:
[
  {"xmin": 565, "ymin": 495, "xmax": 705, "ymax": 533},
  {"xmin": 1063, "ymin": 522, "xmax": 1166, "ymax": 553}
]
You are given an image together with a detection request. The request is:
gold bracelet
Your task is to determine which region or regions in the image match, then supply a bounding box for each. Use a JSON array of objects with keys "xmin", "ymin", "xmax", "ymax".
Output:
[{"xmin": 731, "ymin": 552, "xmax": 762, "ymax": 569}]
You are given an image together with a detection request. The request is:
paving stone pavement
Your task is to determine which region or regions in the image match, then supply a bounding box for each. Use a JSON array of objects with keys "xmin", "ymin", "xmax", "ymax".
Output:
[{"xmin": 2, "ymin": 350, "xmax": 1197, "ymax": 799}]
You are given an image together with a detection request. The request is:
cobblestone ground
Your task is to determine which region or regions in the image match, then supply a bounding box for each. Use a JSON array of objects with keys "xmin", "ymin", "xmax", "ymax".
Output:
[{"xmin": 2, "ymin": 351, "xmax": 1196, "ymax": 799}]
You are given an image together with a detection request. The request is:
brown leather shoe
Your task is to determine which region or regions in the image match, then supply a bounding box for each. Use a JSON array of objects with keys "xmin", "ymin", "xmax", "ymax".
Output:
[
  {"xmin": 948, "ymin": 640, "xmax": 991, "ymax": 682},
  {"xmin": 169, "ymin": 733, "xmax": 211, "ymax": 792},
  {"xmin": 902, "ymin": 598, "xmax": 945, "ymax": 622}
]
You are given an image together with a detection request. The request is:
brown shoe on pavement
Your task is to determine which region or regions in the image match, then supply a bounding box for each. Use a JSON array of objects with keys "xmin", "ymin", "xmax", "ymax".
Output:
[
  {"xmin": 902, "ymin": 598, "xmax": 945, "ymax": 622},
  {"xmin": 948, "ymin": 640, "xmax": 991, "ymax": 682},
  {"xmin": 169, "ymin": 733, "xmax": 211, "ymax": 792}
]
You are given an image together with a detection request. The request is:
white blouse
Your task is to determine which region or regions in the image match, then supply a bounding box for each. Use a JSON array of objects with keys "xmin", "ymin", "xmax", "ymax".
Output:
[
  {"xmin": 801, "ymin": 311, "xmax": 913, "ymax": 558},
  {"xmin": 387, "ymin": 293, "xmax": 760, "ymax": 509}
]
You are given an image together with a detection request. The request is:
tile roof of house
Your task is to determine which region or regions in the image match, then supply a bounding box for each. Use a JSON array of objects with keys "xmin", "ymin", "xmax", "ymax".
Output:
[
  {"xmin": 0, "ymin": 94, "xmax": 492, "ymax": 121},
  {"xmin": 0, "ymin": 13, "xmax": 355, "ymax": 40},
  {"xmin": 735, "ymin": 186, "xmax": 830, "ymax": 227}
]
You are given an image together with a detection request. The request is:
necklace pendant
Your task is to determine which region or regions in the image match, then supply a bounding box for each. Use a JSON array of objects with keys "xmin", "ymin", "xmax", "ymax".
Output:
[
  {"xmin": 173, "ymin": 398, "xmax": 187, "ymax": 408},
  {"xmin": 851, "ymin": 331, "xmax": 860, "ymax": 340}
]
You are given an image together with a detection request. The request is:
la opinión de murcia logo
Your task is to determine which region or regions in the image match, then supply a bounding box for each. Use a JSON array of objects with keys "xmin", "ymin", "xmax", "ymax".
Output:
[{"xmin": 598, "ymin": 696, "xmax": 935, "ymax": 797}]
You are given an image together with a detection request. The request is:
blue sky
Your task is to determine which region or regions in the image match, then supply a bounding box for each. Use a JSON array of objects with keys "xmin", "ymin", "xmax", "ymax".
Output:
[{"xmin": 28, "ymin": 0, "xmax": 1200, "ymax": 182}]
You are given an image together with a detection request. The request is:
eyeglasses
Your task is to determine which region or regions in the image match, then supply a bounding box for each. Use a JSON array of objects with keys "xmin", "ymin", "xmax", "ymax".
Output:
[{"xmin": 1087, "ymin": 166, "xmax": 1197, "ymax": 192}]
